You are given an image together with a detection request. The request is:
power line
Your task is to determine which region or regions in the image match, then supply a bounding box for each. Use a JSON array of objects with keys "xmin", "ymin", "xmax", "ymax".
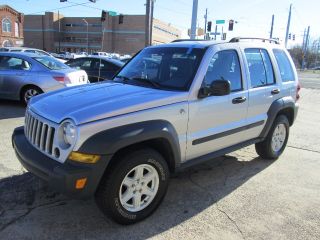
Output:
[{"xmin": 27, "ymin": 0, "xmax": 101, "ymax": 15}]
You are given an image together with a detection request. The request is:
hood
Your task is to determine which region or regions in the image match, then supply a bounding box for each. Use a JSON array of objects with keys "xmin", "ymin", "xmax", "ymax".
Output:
[{"xmin": 30, "ymin": 82, "xmax": 187, "ymax": 125}]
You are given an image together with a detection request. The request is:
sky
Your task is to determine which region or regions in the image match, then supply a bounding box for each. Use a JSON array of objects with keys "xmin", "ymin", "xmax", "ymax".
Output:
[{"xmin": 4, "ymin": 0, "xmax": 320, "ymax": 47}]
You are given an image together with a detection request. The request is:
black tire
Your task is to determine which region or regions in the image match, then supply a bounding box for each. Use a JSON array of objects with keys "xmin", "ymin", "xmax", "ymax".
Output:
[
  {"xmin": 21, "ymin": 86, "xmax": 43, "ymax": 105},
  {"xmin": 255, "ymin": 115, "xmax": 290, "ymax": 159},
  {"xmin": 95, "ymin": 148, "xmax": 170, "ymax": 225}
]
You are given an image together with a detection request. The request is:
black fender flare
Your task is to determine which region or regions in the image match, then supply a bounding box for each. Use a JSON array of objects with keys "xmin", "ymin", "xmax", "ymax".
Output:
[
  {"xmin": 78, "ymin": 120, "xmax": 181, "ymax": 169},
  {"xmin": 259, "ymin": 96, "xmax": 296, "ymax": 139}
]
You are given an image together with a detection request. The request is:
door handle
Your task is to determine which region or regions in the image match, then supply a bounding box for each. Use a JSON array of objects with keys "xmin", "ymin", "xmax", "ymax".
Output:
[
  {"xmin": 271, "ymin": 88, "xmax": 280, "ymax": 95},
  {"xmin": 232, "ymin": 96, "xmax": 247, "ymax": 104}
]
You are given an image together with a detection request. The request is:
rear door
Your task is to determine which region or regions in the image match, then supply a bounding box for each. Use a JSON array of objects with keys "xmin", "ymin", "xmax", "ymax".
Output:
[
  {"xmin": 0, "ymin": 56, "xmax": 32, "ymax": 99},
  {"xmin": 186, "ymin": 48, "xmax": 249, "ymax": 161},
  {"xmin": 92, "ymin": 59, "xmax": 120, "ymax": 81},
  {"xmin": 242, "ymin": 48, "xmax": 279, "ymax": 141}
]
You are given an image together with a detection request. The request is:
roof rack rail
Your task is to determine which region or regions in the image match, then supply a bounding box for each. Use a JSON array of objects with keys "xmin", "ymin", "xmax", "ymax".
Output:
[
  {"xmin": 229, "ymin": 37, "xmax": 280, "ymax": 44},
  {"xmin": 171, "ymin": 39, "xmax": 209, "ymax": 43}
]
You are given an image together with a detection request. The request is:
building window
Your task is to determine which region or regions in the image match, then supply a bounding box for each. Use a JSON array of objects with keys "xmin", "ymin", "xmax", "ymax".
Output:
[
  {"xmin": 15, "ymin": 22, "xmax": 19, "ymax": 37},
  {"xmin": 2, "ymin": 18, "xmax": 12, "ymax": 32}
]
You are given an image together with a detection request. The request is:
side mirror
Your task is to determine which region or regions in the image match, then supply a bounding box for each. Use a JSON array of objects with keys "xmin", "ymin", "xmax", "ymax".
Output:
[
  {"xmin": 211, "ymin": 80, "xmax": 231, "ymax": 96},
  {"xmin": 198, "ymin": 80, "xmax": 231, "ymax": 99}
]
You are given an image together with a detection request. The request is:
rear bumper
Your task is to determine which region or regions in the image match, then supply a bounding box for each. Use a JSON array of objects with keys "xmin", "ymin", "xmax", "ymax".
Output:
[{"xmin": 12, "ymin": 126, "xmax": 111, "ymax": 199}]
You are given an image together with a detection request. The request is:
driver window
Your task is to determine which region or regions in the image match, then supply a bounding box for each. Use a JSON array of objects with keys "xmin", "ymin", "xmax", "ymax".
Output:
[{"xmin": 203, "ymin": 50, "xmax": 242, "ymax": 91}]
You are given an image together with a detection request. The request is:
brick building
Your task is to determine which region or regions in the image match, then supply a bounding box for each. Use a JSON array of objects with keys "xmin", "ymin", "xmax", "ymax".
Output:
[
  {"xmin": 24, "ymin": 11, "xmax": 181, "ymax": 54},
  {"xmin": 0, "ymin": 5, "xmax": 24, "ymax": 47}
]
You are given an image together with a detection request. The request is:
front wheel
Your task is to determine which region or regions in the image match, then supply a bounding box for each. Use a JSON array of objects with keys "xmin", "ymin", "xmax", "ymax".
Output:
[
  {"xmin": 255, "ymin": 115, "xmax": 290, "ymax": 159},
  {"xmin": 95, "ymin": 148, "xmax": 169, "ymax": 224}
]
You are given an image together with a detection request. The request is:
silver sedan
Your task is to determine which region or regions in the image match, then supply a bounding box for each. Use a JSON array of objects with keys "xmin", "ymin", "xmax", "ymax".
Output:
[{"xmin": 0, "ymin": 52, "xmax": 88, "ymax": 104}]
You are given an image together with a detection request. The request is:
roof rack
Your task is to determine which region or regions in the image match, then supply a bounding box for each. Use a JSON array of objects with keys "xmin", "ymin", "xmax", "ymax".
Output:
[
  {"xmin": 229, "ymin": 37, "xmax": 279, "ymax": 44},
  {"xmin": 171, "ymin": 39, "xmax": 209, "ymax": 43}
]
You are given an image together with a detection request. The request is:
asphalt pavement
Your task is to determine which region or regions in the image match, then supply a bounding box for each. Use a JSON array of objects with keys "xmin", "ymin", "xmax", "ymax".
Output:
[
  {"xmin": 299, "ymin": 71, "xmax": 320, "ymax": 89},
  {"xmin": 0, "ymin": 78, "xmax": 319, "ymax": 239}
]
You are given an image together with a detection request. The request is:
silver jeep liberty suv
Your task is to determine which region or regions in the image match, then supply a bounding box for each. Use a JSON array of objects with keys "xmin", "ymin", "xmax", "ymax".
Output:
[{"xmin": 13, "ymin": 37, "xmax": 300, "ymax": 224}]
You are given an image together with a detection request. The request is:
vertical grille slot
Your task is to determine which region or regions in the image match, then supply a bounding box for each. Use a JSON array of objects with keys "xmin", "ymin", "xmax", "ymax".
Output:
[
  {"xmin": 40, "ymin": 124, "xmax": 47, "ymax": 151},
  {"xmin": 24, "ymin": 110, "xmax": 57, "ymax": 158}
]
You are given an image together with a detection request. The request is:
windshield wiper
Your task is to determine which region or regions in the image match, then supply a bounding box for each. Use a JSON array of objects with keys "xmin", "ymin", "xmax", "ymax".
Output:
[
  {"xmin": 131, "ymin": 77, "xmax": 162, "ymax": 89},
  {"xmin": 114, "ymin": 75, "xmax": 130, "ymax": 83}
]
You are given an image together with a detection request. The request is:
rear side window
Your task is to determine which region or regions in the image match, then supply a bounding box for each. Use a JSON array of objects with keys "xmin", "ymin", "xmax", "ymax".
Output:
[
  {"xmin": 273, "ymin": 49, "xmax": 295, "ymax": 82},
  {"xmin": 204, "ymin": 50, "xmax": 242, "ymax": 92},
  {"xmin": 0, "ymin": 56, "xmax": 31, "ymax": 70},
  {"xmin": 245, "ymin": 48, "xmax": 275, "ymax": 88}
]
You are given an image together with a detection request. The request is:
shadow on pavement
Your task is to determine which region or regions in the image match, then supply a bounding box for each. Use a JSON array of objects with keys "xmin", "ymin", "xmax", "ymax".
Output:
[
  {"xmin": 0, "ymin": 155, "xmax": 274, "ymax": 239},
  {"xmin": 0, "ymin": 100, "xmax": 25, "ymax": 120}
]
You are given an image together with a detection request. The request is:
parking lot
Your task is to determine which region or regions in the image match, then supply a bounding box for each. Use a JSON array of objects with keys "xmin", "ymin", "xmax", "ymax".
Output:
[{"xmin": 0, "ymin": 72, "xmax": 319, "ymax": 240}]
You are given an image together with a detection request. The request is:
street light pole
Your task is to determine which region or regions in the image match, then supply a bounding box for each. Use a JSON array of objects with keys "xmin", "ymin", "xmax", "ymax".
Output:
[{"xmin": 82, "ymin": 18, "xmax": 89, "ymax": 53}]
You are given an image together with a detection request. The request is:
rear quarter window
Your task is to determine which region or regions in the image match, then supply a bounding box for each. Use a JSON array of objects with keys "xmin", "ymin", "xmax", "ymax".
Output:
[{"xmin": 272, "ymin": 49, "xmax": 295, "ymax": 82}]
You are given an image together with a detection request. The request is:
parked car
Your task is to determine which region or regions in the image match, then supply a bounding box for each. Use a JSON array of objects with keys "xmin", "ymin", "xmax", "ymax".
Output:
[
  {"xmin": 66, "ymin": 56, "xmax": 124, "ymax": 82},
  {"xmin": 0, "ymin": 47, "xmax": 66, "ymax": 63},
  {"xmin": 120, "ymin": 57, "xmax": 131, "ymax": 63},
  {"xmin": 0, "ymin": 52, "xmax": 88, "ymax": 104},
  {"xmin": 12, "ymin": 37, "xmax": 300, "ymax": 224},
  {"xmin": 91, "ymin": 52, "xmax": 108, "ymax": 57}
]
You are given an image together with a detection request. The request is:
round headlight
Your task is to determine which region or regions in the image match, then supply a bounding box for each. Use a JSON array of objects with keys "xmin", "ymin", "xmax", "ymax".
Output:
[{"xmin": 62, "ymin": 121, "xmax": 77, "ymax": 146}]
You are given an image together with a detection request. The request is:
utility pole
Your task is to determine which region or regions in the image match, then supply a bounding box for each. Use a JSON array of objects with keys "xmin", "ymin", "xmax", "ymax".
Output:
[
  {"xmin": 82, "ymin": 18, "xmax": 89, "ymax": 53},
  {"xmin": 58, "ymin": 11, "xmax": 61, "ymax": 52},
  {"xmin": 285, "ymin": 3, "xmax": 292, "ymax": 48},
  {"xmin": 214, "ymin": 25, "xmax": 217, "ymax": 40},
  {"xmin": 150, "ymin": 0, "xmax": 154, "ymax": 45},
  {"xmin": 145, "ymin": 0, "xmax": 151, "ymax": 46},
  {"xmin": 302, "ymin": 26, "xmax": 310, "ymax": 70},
  {"xmin": 270, "ymin": 14, "xmax": 274, "ymax": 39},
  {"xmin": 204, "ymin": 8, "xmax": 208, "ymax": 40},
  {"xmin": 190, "ymin": 0, "xmax": 198, "ymax": 39},
  {"xmin": 302, "ymin": 28, "xmax": 306, "ymax": 51}
]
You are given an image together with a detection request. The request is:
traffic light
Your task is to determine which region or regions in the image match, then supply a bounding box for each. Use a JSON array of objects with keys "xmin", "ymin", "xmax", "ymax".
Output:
[
  {"xmin": 228, "ymin": 20, "xmax": 234, "ymax": 31},
  {"xmin": 119, "ymin": 14, "xmax": 124, "ymax": 24},
  {"xmin": 293, "ymin": 34, "xmax": 295, "ymax": 41},
  {"xmin": 288, "ymin": 33, "xmax": 291, "ymax": 39},
  {"xmin": 101, "ymin": 10, "xmax": 107, "ymax": 22},
  {"xmin": 207, "ymin": 21, "xmax": 212, "ymax": 32}
]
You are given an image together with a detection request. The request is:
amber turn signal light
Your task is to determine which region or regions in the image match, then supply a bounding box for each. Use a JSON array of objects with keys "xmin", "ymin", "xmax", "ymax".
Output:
[
  {"xmin": 75, "ymin": 178, "xmax": 87, "ymax": 189},
  {"xmin": 69, "ymin": 152, "xmax": 101, "ymax": 164}
]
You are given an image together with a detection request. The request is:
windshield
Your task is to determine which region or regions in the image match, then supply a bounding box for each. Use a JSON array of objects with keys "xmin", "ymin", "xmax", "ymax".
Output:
[
  {"xmin": 33, "ymin": 56, "xmax": 69, "ymax": 70},
  {"xmin": 114, "ymin": 47, "xmax": 205, "ymax": 91}
]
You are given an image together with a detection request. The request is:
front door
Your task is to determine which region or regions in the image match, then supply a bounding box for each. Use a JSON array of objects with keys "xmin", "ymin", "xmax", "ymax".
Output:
[{"xmin": 186, "ymin": 49, "xmax": 248, "ymax": 161}]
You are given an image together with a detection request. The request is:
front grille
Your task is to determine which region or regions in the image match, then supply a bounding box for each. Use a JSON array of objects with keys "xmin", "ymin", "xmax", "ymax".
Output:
[{"xmin": 24, "ymin": 110, "xmax": 56, "ymax": 155}]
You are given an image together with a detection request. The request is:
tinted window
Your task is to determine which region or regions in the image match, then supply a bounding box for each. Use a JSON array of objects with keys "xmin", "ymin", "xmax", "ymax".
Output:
[
  {"xmin": 245, "ymin": 49, "xmax": 275, "ymax": 88},
  {"xmin": 273, "ymin": 49, "xmax": 295, "ymax": 82},
  {"xmin": 67, "ymin": 58, "xmax": 92, "ymax": 70},
  {"xmin": 0, "ymin": 56, "xmax": 31, "ymax": 70},
  {"xmin": 93, "ymin": 60, "xmax": 119, "ymax": 71},
  {"xmin": 204, "ymin": 50, "xmax": 242, "ymax": 91},
  {"xmin": 115, "ymin": 47, "xmax": 205, "ymax": 91}
]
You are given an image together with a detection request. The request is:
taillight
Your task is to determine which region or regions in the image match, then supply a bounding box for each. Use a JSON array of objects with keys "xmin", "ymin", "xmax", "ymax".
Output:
[
  {"xmin": 53, "ymin": 76, "xmax": 71, "ymax": 84},
  {"xmin": 296, "ymin": 82, "xmax": 301, "ymax": 101},
  {"xmin": 53, "ymin": 76, "xmax": 65, "ymax": 83}
]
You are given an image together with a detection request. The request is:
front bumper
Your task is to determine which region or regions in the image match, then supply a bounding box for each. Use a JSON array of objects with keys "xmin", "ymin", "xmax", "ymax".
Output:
[{"xmin": 12, "ymin": 126, "xmax": 111, "ymax": 199}]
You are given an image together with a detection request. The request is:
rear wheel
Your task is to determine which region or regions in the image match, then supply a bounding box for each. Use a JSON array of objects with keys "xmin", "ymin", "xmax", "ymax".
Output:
[
  {"xmin": 255, "ymin": 115, "xmax": 289, "ymax": 159},
  {"xmin": 95, "ymin": 148, "xmax": 169, "ymax": 224},
  {"xmin": 21, "ymin": 86, "xmax": 42, "ymax": 105}
]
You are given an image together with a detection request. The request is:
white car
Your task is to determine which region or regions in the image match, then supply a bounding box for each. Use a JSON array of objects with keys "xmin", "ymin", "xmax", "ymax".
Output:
[{"xmin": 0, "ymin": 47, "xmax": 66, "ymax": 63}]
